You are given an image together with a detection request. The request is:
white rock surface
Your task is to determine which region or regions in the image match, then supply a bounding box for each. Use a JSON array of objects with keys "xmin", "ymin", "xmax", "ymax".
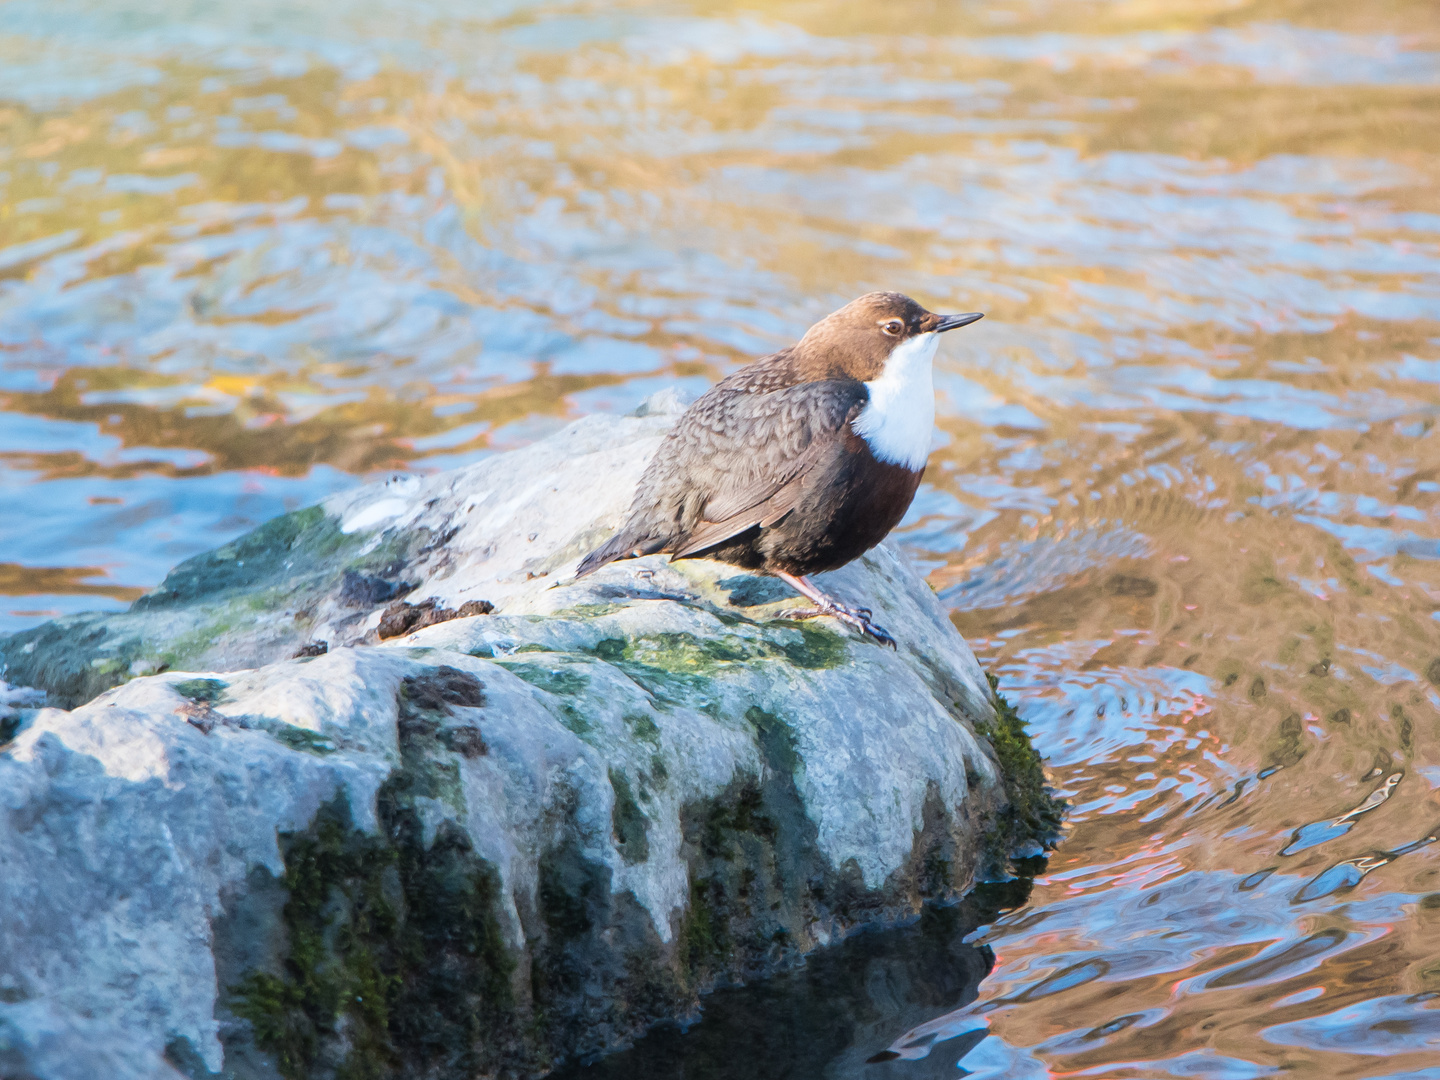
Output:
[{"xmin": 0, "ymin": 397, "xmax": 1024, "ymax": 1080}]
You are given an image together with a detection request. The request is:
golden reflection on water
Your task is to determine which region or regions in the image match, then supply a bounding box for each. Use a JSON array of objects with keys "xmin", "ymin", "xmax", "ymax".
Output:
[{"xmin": 3, "ymin": 0, "xmax": 1440, "ymax": 1075}]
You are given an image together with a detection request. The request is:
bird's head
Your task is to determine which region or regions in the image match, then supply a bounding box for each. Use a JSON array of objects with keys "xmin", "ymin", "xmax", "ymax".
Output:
[{"xmin": 794, "ymin": 292, "xmax": 983, "ymax": 382}]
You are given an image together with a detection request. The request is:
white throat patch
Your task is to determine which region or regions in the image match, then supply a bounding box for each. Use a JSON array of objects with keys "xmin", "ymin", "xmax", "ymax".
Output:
[{"xmin": 851, "ymin": 331, "xmax": 938, "ymax": 471}]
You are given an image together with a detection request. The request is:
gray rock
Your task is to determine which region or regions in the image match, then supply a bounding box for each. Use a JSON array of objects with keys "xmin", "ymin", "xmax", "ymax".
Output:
[{"xmin": 0, "ymin": 395, "xmax": 1055, "ymax": 1079}]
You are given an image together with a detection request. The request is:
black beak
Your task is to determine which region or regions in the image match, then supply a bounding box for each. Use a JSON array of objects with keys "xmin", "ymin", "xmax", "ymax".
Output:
[{"xmin": 935, "ymin": 312, "xmax": 984, "ymax": 333}]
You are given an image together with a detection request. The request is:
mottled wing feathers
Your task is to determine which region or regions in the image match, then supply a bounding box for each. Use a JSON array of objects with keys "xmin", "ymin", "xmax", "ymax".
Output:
[
  {"xmin": 574, "ymin": 349, "xmax": 866, "ymax": 578},
  {"xmin": 664, "ymin": 378, "xmax": 866, "ymax": 558}
]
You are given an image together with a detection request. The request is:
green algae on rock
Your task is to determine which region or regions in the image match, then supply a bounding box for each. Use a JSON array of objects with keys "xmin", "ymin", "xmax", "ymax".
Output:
[
  {"xmin": 0, "ymin": 405, "xmax": 1058, "ymax": 1078},
  {"xmin": 0, "ymin": 503, "xmax": 430, "ymax": 710}
]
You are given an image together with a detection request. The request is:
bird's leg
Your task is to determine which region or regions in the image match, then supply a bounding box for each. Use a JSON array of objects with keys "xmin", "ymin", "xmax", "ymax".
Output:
[{"xmin": 773, "ymin": 571, "xmax": 897, "ymax": 649}]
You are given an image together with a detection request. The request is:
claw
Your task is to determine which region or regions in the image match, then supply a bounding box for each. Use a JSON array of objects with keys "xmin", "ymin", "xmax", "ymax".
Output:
[
  {"xmin": 782, "ymin": 600, "xmax": 895, "ymax": 648},
  {"xmin": 865, "ymin": 621, "xmax": 898, "ymax": 649},
  {"xmin": 847, "ymin": 611, "xmax": 895, "ymax": 648},
  {"xmin": 833, "ymin": 607, "xmax": 896, "ymax": 649}
]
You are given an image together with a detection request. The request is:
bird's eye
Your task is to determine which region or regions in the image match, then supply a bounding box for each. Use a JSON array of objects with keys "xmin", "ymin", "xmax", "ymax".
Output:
[{"xmin": 881, "ymin": 319, "xmax": 904, "ymax": 336}]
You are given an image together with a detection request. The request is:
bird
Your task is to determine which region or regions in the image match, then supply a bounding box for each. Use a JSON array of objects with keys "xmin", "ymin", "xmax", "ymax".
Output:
[{"xmin": 575, "ymin": 292, "xmax": 984, "ymax": 646}]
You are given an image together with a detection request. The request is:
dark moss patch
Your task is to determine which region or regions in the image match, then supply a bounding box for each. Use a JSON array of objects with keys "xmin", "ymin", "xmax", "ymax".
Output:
[
  {"xmin": 623, "ymin": 711, "xmax": 661, "ymax": 744},
  {"xmin": 973, "ymin": 674, "xmax": 1064, "ymax": 865},
  {"xmin": 690, "ymin": 634, "xmax": 749, "ymax": 664},
  {"xmin": 499, "ymin": 661, "xmax": 590, "ymax": 697},
  {"xmin": 230, "ymin": 803, "xmax": 518, "ymax": 1080},
  {"xmin": 225, "ymin": 665, "xmax": 521, "ymax": 1075},
  {"xmin": 228, "ymin": 799, "xmax": 399, "ymax": 1079},
  {"xmin": 744, "ymin": 706, "xmax": 798, "ymax": 776},
  {"xmin": 673, "ymin": 698, "xmax": 877, "ymax": 992},
  {"xmin": 681, "ymin": 873, "xmax": 724, "ymax": 976},
  {"xmin": 537, "ymin": 841, "xmax": 607, "ymax": 942},
  {"xmin": 528, "ymin": 838, "xmax": 686, "ymax": 1063},
  {"xmin": 163, "ymin": 1035, "xmax": 221, "ymax": 1079},
  {"xmin": 172, "ymin": 678, "xmax": 227, "ymax": 703},
  {"xmin": 593, "ymin": 638, "xmax": 627, "ymax": 663},
  {"xmin": 137, "ymin": 506, "xmax": 356, "ymax": 611},
  {"xmin": 382, "ymin": 824, "xmax": 516, "ymax": 1070},
  {"xmin": 228, "ymin": 682, "xmax": 521, "ymax": 1078},
  {"xmin": 268, "ymin": 725, "xmax": 337, "ymax": 756},
  {"xmin": 699, "ymin": 781, "xmax": 777, "ymax": 854},
  {"xmin": 616, "ymin": 665, "xmax": 717, "ymax": 713},
  {"xmin": 0, "ymin": 614, "xmax": 147, "ymax": 710},
  {"xmin": 559, "ymin": 704, "xmax": 592, "ymax": 736},
  {"xmin": 773, "ymin": 623, "xmax": 849, "ymax": 669},
  {"xmin": 677, "ymin": 766, "xmax": 816, "ymax": 992},
  {"xmin": 609, "ymin": 769, "xmax": 651, "ymax": 865},
  {"xmin": 923, "ymin": 843, "xmax": 955, "ymax": 895}
]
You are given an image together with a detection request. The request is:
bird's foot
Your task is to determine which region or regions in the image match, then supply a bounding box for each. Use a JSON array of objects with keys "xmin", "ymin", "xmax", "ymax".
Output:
[
  {"xmin": 773, "ymin": 571, "xmax": 898, "ymax": 648},
  {"xmin": 784, "ymin": 601, "xmax": 896, "ymax": 649}
]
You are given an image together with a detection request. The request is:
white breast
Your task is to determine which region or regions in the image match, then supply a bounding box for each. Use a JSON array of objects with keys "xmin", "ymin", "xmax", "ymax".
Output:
[{"xmin": 851, "ymin": 331, "xmax": 938, "ymax": 471}]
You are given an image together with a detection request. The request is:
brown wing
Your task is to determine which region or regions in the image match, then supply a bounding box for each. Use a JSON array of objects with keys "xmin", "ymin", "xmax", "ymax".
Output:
[{"xmin": 664, "ymin": 378, "xmax": 867, "ymax": 559}]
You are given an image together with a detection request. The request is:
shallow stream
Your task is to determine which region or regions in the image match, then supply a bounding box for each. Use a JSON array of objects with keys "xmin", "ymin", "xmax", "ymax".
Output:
[{"xmin": 3, "ymin": 0, "xmax": 1440, "ymax": 1075}]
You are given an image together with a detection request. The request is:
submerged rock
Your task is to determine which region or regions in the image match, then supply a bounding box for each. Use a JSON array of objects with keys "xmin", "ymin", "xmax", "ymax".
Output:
[{"xmin": 0, "ymin": 395, "xmax": 1057, "ymax": 1079}]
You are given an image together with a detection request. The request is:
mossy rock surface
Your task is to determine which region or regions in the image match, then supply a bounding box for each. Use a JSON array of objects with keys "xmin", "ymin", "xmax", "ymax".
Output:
[
  {"xmin": 0, "ymin": 504, "xmax": 425, "ymax": 709},
  {"xmin": 0, "ymin": 405, "xmax": 1058, "ymax": 1078}
]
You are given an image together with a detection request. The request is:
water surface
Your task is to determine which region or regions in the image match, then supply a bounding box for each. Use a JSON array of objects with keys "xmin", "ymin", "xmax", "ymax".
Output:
[{"xmin": 3, "ymin": 0, "xmax": 1440, "ymax": 1075}]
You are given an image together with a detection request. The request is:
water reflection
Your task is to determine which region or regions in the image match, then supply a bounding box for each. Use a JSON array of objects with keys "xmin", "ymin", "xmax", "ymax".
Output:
[
  {"xmin": 1279, "ymin": 771, "xmax": 1402, "ymax": 856},
  {"xmin": 548, "ymin": 895, "xmax": 1015, "ymax": 1080},
  {"xmin": 3, "ymin": 0, "xmax": 1440, "ymax": 1076}
]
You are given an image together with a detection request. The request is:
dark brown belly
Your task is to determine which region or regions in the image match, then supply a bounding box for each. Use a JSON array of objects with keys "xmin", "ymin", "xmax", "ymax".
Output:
[{"xmin": 703, "ymin": 438, "xmax": 924, "ymax": 576}]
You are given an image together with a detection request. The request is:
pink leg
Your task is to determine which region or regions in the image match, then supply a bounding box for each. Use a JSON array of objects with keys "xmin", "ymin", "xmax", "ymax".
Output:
[{"xmin": 773, "ymin": 571, "xmax": 897, "ymax": 649}]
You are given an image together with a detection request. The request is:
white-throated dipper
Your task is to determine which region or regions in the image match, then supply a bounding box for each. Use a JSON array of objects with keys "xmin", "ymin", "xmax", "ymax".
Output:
[{"xmin": 575, "ymin": 292, "xmax": 984, "ymax": 646}]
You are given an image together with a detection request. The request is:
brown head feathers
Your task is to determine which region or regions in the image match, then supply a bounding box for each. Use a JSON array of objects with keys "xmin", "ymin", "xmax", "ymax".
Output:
[{"xmin": 790, "ymin": 292, "xmax": 983, "ymax": 382}]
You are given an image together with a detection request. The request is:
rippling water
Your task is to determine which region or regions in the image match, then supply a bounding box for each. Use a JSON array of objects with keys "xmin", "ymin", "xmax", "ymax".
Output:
[{"xmin": 4, "ymin": 0, "xmax": 1440, "ymax": 1075}]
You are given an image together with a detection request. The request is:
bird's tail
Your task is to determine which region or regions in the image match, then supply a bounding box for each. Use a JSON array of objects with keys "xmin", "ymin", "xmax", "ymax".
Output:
[{"xmin": 574, "ymin": 529, "xmax": 668, "ymax": 579}]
